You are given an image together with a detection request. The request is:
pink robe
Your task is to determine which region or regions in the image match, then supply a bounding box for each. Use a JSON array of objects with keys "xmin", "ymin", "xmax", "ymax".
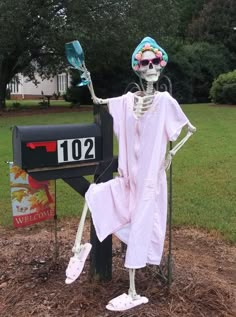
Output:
[{"xmin": 85, "ymin": 91, "xmax": 189, "ymax": 269}]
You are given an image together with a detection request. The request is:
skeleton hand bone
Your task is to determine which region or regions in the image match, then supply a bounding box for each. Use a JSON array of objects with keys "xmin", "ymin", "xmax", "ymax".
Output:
[{"xmin": 91, "ymin": 96, "xmax": 108, "ymax": 105}]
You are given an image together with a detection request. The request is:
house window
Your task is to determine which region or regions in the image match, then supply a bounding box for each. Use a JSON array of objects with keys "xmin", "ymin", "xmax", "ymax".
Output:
[
  {"xmin": 8, "ymin": 77, "xmax": 20, "ymax": 94},
  {"xmin": 58, "ymin": 74, "xmax": 67, "ymax": 93}
]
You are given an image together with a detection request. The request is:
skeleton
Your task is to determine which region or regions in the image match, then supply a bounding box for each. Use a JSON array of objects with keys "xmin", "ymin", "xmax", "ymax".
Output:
[{"xmin": 65, "ymin": 38, "xmax": 196, "ymax": 311}]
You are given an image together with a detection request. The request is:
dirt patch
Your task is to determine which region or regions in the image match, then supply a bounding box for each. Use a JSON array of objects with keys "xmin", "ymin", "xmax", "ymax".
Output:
[{"xmin": 0, "ymin": 219, "xmax": 235, "ymax": 317}]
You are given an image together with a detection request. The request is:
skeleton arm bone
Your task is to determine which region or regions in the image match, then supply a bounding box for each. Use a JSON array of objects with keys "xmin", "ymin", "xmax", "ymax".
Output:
[
  {"xmin": 187, "ymin": 121, "xmax": 196, "ymax": 133},
  {"xmin": 83, "ymin": 69, "xmax": 108, "ymax": 105},
  {"xmin": 165, "ymin": 122, "xmax": 196, "ymax": 170}
]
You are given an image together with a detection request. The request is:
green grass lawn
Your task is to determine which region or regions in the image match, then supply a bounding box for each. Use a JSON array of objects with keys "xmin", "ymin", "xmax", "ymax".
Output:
[{"xmin": 0, "ymin": 104, "xmax": 235, "ymax": 243}]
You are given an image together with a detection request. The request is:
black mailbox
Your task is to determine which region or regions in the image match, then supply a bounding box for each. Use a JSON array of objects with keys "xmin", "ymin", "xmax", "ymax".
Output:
[
  {"xmin": 12, "ymin": 108, "xmax": 116, "ymax": 281},
  {"xmin": 13, "ymin": 123, "xmax": 102, "ymax": 170}
]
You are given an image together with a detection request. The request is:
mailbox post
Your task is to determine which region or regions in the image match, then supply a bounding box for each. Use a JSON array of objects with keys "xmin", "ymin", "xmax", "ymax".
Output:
[
  {"xmin": 90, "ymin": 107, "xmax": 113, "ymax": 280},
  {"xmin": 12, "ymin": 105, "xmax": 117, "ymax": 281}
]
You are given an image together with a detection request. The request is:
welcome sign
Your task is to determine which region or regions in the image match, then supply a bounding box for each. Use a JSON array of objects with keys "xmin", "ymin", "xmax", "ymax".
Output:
[{"xmin": 9, "ymin": 163, "xmax": 56, "ymax": 227}]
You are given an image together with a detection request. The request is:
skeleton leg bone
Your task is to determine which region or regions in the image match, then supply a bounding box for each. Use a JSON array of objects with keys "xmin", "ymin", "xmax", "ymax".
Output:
[
  {"xmin": 129, "ymin": 269, "xmax": 138, "ymax": 298},
  {"xmin": 65, "ymin": 202, "xmax": 92, "ymax": 284},
  {"xmin": 66, "ymin": 202, "xmax": 149, "ymax": 310},
  {"xmin": 106, "ymin": 269, "xmax": 149, "ymax": 311}
]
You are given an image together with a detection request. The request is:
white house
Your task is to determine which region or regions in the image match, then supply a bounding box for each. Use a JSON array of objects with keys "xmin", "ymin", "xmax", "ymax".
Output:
[{"xmin": 9, "ymin": 73, "xmax": 70, "ymax": 100}]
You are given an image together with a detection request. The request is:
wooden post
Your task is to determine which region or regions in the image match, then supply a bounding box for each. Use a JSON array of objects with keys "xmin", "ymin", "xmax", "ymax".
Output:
[{"xmin": 90, "ymin": 107, "xmax": 113, "ymax": 281}]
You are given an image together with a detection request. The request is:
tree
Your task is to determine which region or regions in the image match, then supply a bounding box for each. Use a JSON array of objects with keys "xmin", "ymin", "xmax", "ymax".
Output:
[
  {"xmin": 67, "ymin": 0, "xmax": 181, "ymax": 98},
  {"xmin": 188, "ymin": 0, "xmax": 236, "ymax": 63},
  {"xmin": 0, "ymin": 0, "xmax": 80, "ymax": 109},
  {"xmin": 166, "ymin": 42, "xmax": 231, "ymax": 103},
  {"xmin": 0, "ymin": 0, "xmax": 182, "ymax": 108},
  {"xmin": 175, "ymin": 0, "xmax": 208, "ymax": 39}
]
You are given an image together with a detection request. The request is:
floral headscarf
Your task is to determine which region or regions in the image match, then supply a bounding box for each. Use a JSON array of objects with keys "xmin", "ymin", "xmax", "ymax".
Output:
[{"xmin": 131, "ymin": 37, "xmax": 168, "ymax": 75}]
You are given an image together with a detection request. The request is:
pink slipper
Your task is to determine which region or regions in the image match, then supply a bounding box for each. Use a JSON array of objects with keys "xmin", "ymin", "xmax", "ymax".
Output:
[
  {"xmin": 106, "ymin": 293, "xmax": 149, "ymax": 311},
  {"xmin": 65, "ymin": 243, "xmax": 92, "ymax": 284}
]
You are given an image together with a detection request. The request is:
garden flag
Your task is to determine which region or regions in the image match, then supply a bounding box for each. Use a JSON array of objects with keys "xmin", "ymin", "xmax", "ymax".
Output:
[{"xmin": 9, "ymin": 163, "xmax": 56, "ymax": 228}]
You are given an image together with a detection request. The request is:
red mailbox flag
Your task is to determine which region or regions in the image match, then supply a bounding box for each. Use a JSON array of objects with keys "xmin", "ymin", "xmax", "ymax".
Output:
[{"xmin": 9, "ymin": 163, "xmax": 56, "ymax": 227}]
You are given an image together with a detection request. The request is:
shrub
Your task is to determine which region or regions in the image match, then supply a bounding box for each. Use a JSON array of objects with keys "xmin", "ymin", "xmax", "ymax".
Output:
[
  {"xmin": 12, "ymin": 102, "xmax": 21, "ymax": 109},
  {"xmin": 53, "ymin": 92, "xmax": 60, "ymax": 100},
  {"xmin": 64, "ymin": 68, "xmax": 134, "ymax": 105},
  {"xmin": 63, "ymin": 86, "xmax": 91, "ymax": 106},
  {"xmin": 210, "ymin": 70, "xmax": 236, "ymax": 104},
  {"xmin": 166, "ymin": 41, "xmax": 231, "ymax": 103}
]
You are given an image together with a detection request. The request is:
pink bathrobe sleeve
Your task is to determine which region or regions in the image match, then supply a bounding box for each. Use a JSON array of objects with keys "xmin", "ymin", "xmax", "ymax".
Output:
[
  {"xmin": 164, "ymin": 93, "xmax": 189, "ymax": 141},
  {"xmin": 107, "ymin": 95, "xmax": 125, "ymax": 137}
]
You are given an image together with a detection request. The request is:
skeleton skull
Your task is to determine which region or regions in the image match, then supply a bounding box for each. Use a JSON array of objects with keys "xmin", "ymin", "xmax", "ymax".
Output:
[{"xmin": 139, "ymin": 51, "xmax": 161, "ymax": 83}]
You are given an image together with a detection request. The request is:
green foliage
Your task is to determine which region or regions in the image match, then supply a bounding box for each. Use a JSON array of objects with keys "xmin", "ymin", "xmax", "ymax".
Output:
[
  {"xmin": 12, "ymin": 102, "xmax": 21, "ymax": 109},
  {"xmin": 210, "ymin": 70, "xmax": 236, "ymax": 104},
  {"xmin": 6, "ymin": 99, "xmax": 70, "ymax": 108},
  {"xmin": 73, "ymin": 0, "xmax": 180, "ymax": 73},
  {"xmin": 70, "ymin": 0, "xmax": 181, "ymax": 99},
  {"xmin": 166, "ymin": 42, "xmax": 231, "ymax": 103},
  {"xmin": 65, "ymin": 66, "xmax": 134, "ymax": 105},
  {"xmin": 64, "ymin": 86, "xmax": 90, "ymax": 106},
  {"xmin": 188, "ymin": 0, "xmax": 236, "ymax": 64},
  {"xmin": 176, "ymin": 0, "xmax": 206, "ymax": 39},
  {"xmin": 221, "ymin": 84, "xmax": 236, "ymax": 104},
  {"xmin": 91, "ymin": 68, "xmax": 134, "ymax": 99},
  {"xmin": 53, "ymin": 92, "xmax": 61, "ymax": 100},
  {"xmin": 63, "ymin": 68, "xmax": 90, "ymax": 105}
]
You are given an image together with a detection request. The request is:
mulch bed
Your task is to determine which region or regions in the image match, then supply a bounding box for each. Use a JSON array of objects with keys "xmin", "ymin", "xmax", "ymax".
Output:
[{"xmin": 0, "ymin": 219, "xmax": 235, "ymax": 317}]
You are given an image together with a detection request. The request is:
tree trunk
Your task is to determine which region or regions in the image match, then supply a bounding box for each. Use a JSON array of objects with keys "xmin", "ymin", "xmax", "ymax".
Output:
[
  {"xmin": 0, "ymin": 77, "xmax": 8, "ymax": 110},
  {"xmin": 0, "ymin": 57, "xmax": 17, "ymax": 110}
]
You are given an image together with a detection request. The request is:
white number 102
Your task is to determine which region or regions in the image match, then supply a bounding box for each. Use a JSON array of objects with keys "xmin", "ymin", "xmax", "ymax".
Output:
[{"xmin": 57, "ymin": 137, "xmax": 95, "ymax": 163}]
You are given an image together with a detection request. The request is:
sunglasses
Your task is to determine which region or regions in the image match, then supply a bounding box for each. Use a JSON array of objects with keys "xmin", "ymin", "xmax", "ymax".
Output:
[{"xmin": 139, "ymin": 57, "xmax": 161, "ymax": 67}]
